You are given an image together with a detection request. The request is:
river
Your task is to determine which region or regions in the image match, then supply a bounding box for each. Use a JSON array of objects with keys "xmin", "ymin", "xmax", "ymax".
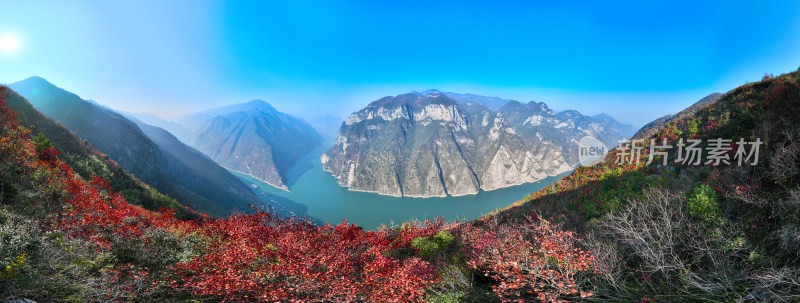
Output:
[{"xmin": 231, "ymin": 138, "xmax": 570, "ymax": 230}]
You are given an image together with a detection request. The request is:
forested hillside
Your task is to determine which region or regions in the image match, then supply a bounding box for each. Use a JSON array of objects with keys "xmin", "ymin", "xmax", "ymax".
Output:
[
  {"xmin": 486, "ymin": 69, "xmax": 800, "ymax": 301},
  {"xmin": 2, "ymin": 88, "xmax": 198, "ymax": 219},
  {"xmin": 9, "ymin": 77, "xmax": 260, "ymax": 217}
]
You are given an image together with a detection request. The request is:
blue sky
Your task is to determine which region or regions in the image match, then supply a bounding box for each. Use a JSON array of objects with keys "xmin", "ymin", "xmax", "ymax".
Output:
[{"xmin": 1, "ymin": 0, "xmax": 799, "ymax": 126}]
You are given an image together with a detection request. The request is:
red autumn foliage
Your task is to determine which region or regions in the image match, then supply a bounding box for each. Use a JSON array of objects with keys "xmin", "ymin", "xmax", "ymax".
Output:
[
  {"xmin": 37, "ymin": 146, "xmax": 60, "ymax": 165},
  {"xmin": 462, "ymin": 217, "xmax": 596, "ymax": 302},
  {"xmin": 170, "ymin": 214, "xmax": 439, "ymax": 302},
  {"xmin": 53, "ymin": 174, "xmax": 189, "ymax": 250},
  {"xmin": 765, "ymin": 79, "xmax": 789, "ymax": 105}
]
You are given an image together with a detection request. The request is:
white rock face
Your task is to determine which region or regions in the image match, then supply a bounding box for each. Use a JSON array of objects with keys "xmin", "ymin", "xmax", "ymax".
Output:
[
  {"xmin": 337, "ymin": 135, "xmax": 349, "ymax": 152},
  {"xmin": 346, "ymin": 162, "xmax": 356, "ymax": 187},
  {"xmin": 344, "ymin": 113, "xmax": 362, "ymax": 125},
  {"xmin": 481, "ymin": 113, "xmax": 491, "ymax": 127},
  {"xmin": 479, "ymin": 143, "xmax": 571, "ymax": 191},
  {"xmin": 346, "ymin": 101, "xmax": 469, "ymax": 127},
  {"xmin": 588, "ymin": 122, "xmax": 604, "ymax": 132},
  {"xmin": 488, "ymin": 116, "xmax": 504, "ymax": 141},
  {"xmin": 523, "ymin": 115, "xmax": 543, "ymax": 126}
]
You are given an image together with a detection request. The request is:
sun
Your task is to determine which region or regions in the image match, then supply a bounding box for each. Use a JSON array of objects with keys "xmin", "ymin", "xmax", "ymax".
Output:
[{"xmin": 0, "ymin": 33, "xmax": 21, "ymax": 54}]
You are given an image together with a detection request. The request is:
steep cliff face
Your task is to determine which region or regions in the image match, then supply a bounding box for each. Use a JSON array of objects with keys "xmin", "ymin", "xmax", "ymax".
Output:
[
  {"xmin": 192, "ymin": 101, "xmax": 323, "ymax": 190},
  {"xmin": 322, "ymin": 91, "xmax": 581, "ymax": 197},
  {"xmin": 499, "ymin": 101, "xmax": 636, "ymax": 164}
]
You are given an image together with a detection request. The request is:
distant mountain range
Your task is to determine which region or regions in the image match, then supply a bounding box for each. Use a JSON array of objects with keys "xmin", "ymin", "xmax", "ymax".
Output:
[
  {"xmin": 305, "ymin": 115, "xmax": 344, "ymax": 138},
  {"xmin": 322, "ymin": 90, "xmax": 634, "ymax": 197},
  {"xmin": 114, "ymin": 100, "xmax": 332, "ymax": 196},
  {"xmin": 172, "ymin": 100, "xmax": 324, "ymax": 191},
  {"xmin": 125, "ymin": 100, "xmax": 329, "ymax": 191},
  {"xmin": 124, "ymin": 111, "xmax": 196, "ymax": 145},
  {"xmin": 8, "ymin": 77, "xmax": 260, "ymax": 216},
  {"xmin": 442, "ymin": 91, "xmax": 514, "ymax": 111}
]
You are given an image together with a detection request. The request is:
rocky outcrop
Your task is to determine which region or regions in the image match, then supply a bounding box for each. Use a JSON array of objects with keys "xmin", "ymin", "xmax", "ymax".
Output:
[{"xmin": 322, "ymin": 91, "xmax": 594, "ymax": 197}]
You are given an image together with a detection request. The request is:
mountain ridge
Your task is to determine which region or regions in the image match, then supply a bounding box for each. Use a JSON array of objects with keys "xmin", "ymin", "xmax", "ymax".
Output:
[
  {"xmin": 188, "ymin": 100, "xmax": 324, "ymax": 191},
  {"xmin": 8, "ymin": 77, "xmax": 260, "ymax": 217},
  {"xmin": 323, "ymin": 90, "xmax": 632, "ymax": 197}
]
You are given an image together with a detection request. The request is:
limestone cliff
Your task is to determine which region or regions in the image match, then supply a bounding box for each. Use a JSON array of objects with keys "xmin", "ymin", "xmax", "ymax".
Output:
[{"xmin": 322, "ymin": 90, "xmax": 632, "ymax": 197}]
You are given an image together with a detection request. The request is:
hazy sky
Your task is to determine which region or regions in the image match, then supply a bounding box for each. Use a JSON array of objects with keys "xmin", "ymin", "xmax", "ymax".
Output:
[{"xmin": 1, "ymin": 0, "xmax": 799, "ymax": 126}]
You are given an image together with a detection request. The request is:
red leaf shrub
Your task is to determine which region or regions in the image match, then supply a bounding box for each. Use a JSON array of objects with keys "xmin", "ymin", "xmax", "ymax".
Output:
[
  {"xmin": 462, "ymin": 216, "xmax": 596, "ymax": 302},
  {"xmin": 170, "ymin": 214, "xmax": 439, "ymax": 302}
]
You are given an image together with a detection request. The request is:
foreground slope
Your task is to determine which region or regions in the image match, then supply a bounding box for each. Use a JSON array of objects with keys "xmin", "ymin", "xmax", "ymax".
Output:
[
  {"xmin": 10, "ymin": 77, "xmax": 163, "ymax": 183},
  {"xmin": 8, "ymin": 77, "xmax": 258, "ymax": 216},
  {"xmin": 485, "ymin": 69, "xmax": 800, "ymax": 301},
  {"xmin": 632, "ymin": 92, "xmax": 723, "ymax": 139}
]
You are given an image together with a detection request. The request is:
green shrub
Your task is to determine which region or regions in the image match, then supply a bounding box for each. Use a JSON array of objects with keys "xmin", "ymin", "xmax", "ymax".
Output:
[
  {"xmin": 426, "ymin": 291, "xmax": 467, "ymax": 303},
  {"xmin": 32, "ymin": 133, "xmax": 53, "ymax": 152},
  {"xmin": 411, "ymin": 230, "xmax": 455, "ymax": 258},
  {"xmin": 688, "ymin": 119, "xmax": 699, "ymax": 136},
  {"xmin": 687, "ymin": 184, "xmax": 721, "ymax": 223},
  {"xmin": 778, "ymin": 224, "xmax": 800, "ymax": 256}
]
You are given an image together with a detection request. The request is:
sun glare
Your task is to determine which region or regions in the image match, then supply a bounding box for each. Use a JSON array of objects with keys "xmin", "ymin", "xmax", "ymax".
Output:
[{"xmin": 0, "ymin": 33, "xmax": 21, "ymax": 54}]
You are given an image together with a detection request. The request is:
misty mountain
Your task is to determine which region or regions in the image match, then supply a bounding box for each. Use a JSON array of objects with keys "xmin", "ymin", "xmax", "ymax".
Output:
[
  {"xmin": 9, "ymin": 77, "xmax": 259, "ymax": 216},
  {"xmin": 442, "ymin": 90, "xmax": 514, "ymax": 111},
  {"xmin": 121, "ymin": 114, "xmax": 263, "ymax": 215},
  {"xmin": 123, "ymin": 111, "xmax": 196, "ymax": 145},
  {"xmin": 305, "ymin": 115, "xmax": 343, "ymax": 138},
  {"xmin": 176, "ymin": 100, "xmax": 280, "ymax": 133},
  {"xmin": 186, "ymin": 100, "xmax": 323, "ymax": 190}
]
